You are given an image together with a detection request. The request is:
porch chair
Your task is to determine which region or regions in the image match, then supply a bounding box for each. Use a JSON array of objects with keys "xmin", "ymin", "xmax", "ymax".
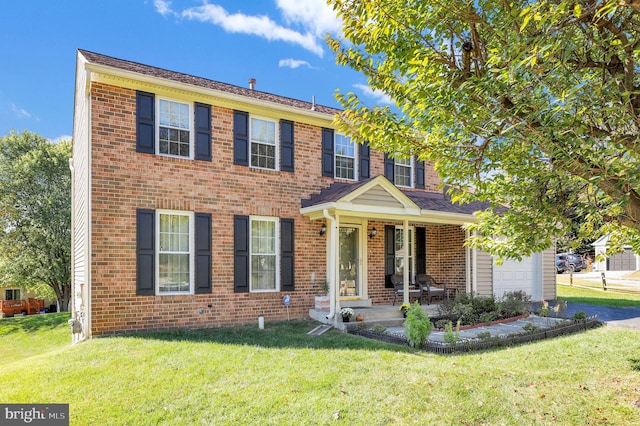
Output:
[
  {"xmin": 390, "ymin": 274, "xmax": 421, "ymax": 305},
  {"xmin": 415, "ymin": 274, "xmax": 447, "ymax": 305}
]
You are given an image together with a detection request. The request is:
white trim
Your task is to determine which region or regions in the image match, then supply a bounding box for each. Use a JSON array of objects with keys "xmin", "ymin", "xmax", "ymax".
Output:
[
  {"xmin": 394, "ymin": 156, "xmax": 414, "ymax": 188},
  {"xmin": 394, "ymin": 225, "xmax": 415, "ymax": 284},
  {"xmin": 249, "ymin": 115, "xmax": 279, "ymax": 171},
  {"xmin": 155, "ymin": 210, "xmax": 195, "ymax": 295},
  {"xmin": 249, "ymin": 216, "xmax": 280, "ymax": 293},
  {"xmin": 334, "ymin": 133, "xmax": 358, "ymax": 181},
  {"xmin": 156, "ymin": 97, "xmax": 194, "ymax": 160}
]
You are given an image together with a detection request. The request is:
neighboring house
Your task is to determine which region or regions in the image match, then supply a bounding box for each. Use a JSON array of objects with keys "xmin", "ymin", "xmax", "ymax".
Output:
[
  {"xmin": 0, "ymin": 287, "xmax": 55, "ymax": 310},
  {"xmin": 592, "ymin": 235, "xmax": 640, "ymax": 271},
  {"xmin": 70, "ymin": 50, "xmax": 556, "ymax": 341}
]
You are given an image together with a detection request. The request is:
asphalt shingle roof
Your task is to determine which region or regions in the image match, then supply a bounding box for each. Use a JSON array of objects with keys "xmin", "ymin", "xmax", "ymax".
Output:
[{"xmin": 79, "ymin": 49, "xmax": 342, "ymax": 116}]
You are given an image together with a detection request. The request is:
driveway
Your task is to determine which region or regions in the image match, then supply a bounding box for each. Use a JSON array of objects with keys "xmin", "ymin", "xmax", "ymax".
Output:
[{"xmin": 557, "ymin": 270, "xmax": 640, "ymax": 330}]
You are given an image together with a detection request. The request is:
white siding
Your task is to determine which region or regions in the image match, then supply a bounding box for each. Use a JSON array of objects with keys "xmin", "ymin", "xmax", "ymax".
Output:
[
  {"xmin": 542, "ymin": 247, "xmax": 556, "ymax": 301},
  {"xmin": 71, "ymin": 52, "xmax": 91, "ymax": 342},
  {"xmin": 475, "ymin": 250, "xmax": 493, "ymax": 297}
]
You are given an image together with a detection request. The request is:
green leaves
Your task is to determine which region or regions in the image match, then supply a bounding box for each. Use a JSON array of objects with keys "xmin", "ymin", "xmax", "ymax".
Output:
[
  {"xmin": 0, "ymin": 131, "xmax": 71, "ymax": 307},
  {"xmin": 328, "ymin": 0, "xmax": 640, "ymax": 257}
]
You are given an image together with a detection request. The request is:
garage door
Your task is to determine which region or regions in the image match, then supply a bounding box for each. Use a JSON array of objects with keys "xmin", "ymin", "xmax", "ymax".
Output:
[
  {"xmin": 607, "ymin": 248, "xmax": 636, "ymax": 271},
  {"xmin": 493, "ymin": 254, "xmax": 541, "ymax": 301}
]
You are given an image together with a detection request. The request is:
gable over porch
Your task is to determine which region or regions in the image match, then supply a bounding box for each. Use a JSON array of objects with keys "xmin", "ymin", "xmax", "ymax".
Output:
[{"xmin": 301, "ymin": 175, "xmax": 488, "ymax": 323}]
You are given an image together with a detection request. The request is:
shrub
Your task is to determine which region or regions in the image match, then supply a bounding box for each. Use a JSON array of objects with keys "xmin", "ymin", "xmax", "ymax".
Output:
[
  {"xmin": 405, "ymin": 302, "xmax": 432, "ymax": 348},
  {"xmin": 522, "ymin": 322, "xmax": 539, "ymax": 332},
  {"xmin": 500, "ymin": 290, "xmax": 531, "ymax": 317},
  {"xmin": 573, "ymin": 311, "xmax": 587, "ymax": 321},
  {"xmin": 476, "ymin": 331, "xmax": 492, "ymax": 340},
  {"xmin": 443, "ymin": 320, "xmax": 460, "ymax": 344}
]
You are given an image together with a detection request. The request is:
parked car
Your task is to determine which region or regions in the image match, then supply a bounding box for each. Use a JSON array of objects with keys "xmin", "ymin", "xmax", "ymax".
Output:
[
  {"xmin": 556, "ymin": 253, "xmax": 585, "ymax": 273},
  {"xmin": 555, "ymin": 256, "xmax": 568, "ymax": 274}
]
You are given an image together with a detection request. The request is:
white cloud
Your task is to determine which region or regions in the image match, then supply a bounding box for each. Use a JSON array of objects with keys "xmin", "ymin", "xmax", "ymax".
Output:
[
  {"xmin": 353, "ymin": 84, "xmax": 393, "ymax": 105},
  {"xmin": 153, "ymin": 0, "xmax": 174, "ymax": 17},
  {"xmin": 278, "ymin": 58, "xmax": 313, "ymax": 69},
  {"xmin": 275, "ymin": 0, "xmax": 341, "ymax": 37},
  {"xmin": 11, "ymin": 103, "xmax": 31, "ymax": 119},
  {"xmin": 180, "ymin": 3, "xmax": 324, "ymax": 56},
  {"xmin": 51, "ymin": 135, "xmax": 72, "ymax": 144}
]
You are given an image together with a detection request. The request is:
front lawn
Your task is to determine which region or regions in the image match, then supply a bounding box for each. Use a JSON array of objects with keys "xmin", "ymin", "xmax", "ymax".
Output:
[
  {"xmin": 1, "ymin": 314, "xmax": 639, "ymax": 424},
  {"xmin": 557, "ymin": 282, "xmax": 640, "ymax": 308}
]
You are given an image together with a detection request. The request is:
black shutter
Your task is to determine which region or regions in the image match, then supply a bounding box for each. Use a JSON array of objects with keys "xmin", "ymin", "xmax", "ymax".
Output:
[
  {"xmin": 280, "ymin": 120, "xmax": 295, "ymax": 172},
  {"xmin": 321, "ymin": 128, "xmax": 334, "ymax": 177},
  {"xmin": 136, "ymin": 209, "xmax": 155, "ymax": 295},
  {"xmin": 359, "ymin": 142, "xmax": 370, "ymax": 180},
  {"xmin": 233, "ymin": 110, "xmax": 249, "ymax": 166},
  {"xmin": 234, "ymin": 215, "xmax": 250, "ymax": 292},
  {"xmin": 195, "ymin": 213, "xmax": 212, "ymax": 294},
  {"xmin": 416, "ymin": 160, "xmax": 425, "ymax": 189},
  {"xmin": 384, "ymin": 225, "xmax": 396, "ymax": 288},
  {"xmin": 194, "ymin": 103, "xmax": 212, "ymax": 161},
  {"xmin": 280, "ymin": 219, "xmax": 295, "ymax": 291},
  {"xmin": 136, "ymin": 91, "xmax": 155, "ymax": 154},
  {"xmin": 416, "ymin": 227, "xmax": 426, "ymax": 275},
  {"xmin": 384, "ymin": 154, "xmax": 395, "ymax": 182}
]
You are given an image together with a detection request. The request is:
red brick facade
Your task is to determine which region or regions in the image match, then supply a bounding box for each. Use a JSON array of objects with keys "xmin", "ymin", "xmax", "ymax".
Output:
[{"xmin": 84, "ymin": 80, "xmax": 472, "ymax": 336}]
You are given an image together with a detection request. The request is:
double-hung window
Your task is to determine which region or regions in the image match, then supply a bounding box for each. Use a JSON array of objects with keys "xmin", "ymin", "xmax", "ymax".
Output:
[
  {"xmin": 250, "ymin": 217, "xmax": 279, "ymax": 291},
  {"xmin": 394, "ymin": 227, "xmax": 415, "ymax": 280},
  {"xmin": 5, "ymin": 289, "xmax": 20, "ymax": 300},
  {"xmin": 335, "ymin": 133, "xmax": 356, "ymax": 180},
  {"xmin": 250, "ymin": 117, "xmax": 277, "ymax": 170},
  {"xmin": 395, "ymin": 157, "xmax": 413, "ymax": 187},
  {"xmin": 158, "ymin": 99, "xmax": 192, "ymax": 158},
  {"xmin": 157, "ymin": 211, "xmax": 193, "ymax": 294}
]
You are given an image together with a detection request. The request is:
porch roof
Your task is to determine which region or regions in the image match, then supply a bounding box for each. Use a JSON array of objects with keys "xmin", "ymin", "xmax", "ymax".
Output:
[{"xmin": 300, "ymin": 175, "xmax": 487, "ymax": 225}]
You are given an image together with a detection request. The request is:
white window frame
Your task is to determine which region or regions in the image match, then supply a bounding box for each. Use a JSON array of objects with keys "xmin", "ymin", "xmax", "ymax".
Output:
[
  {"xmin": 156, "ymin": 210, "xmax": 194, "ymax": 295},
  {"xmin": 335, "ymin": 133, "xmax": 357, "ymax": 180},
  {"xmin": 249, "ymin": 216, "xmax": 280, "ymax": 292},
  {"xmin": 394, "ymin": 226, "xmax": 415, "ymax": 281},
  {"xmin": 394, "ymin": 156, "xmax": 413, "ymax": 188},
  {"xmin": 156, "ymin": 98, "xmax": 193, "ymax": 159},
  {"xmin": 5, "ymin": 289, "xmax": 20, "ymax": 300},
  {"xmin": 250, "ymin": 115, "xmax": 279, "ymax": 171}
]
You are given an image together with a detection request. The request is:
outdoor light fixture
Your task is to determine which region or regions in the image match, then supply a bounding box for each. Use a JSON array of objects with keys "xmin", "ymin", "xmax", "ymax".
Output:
[
  {"xmin": 319, "ymin": 224, "xmax": 327, "ymax": 236},
  {"xmin": 369, "ymin": 227, "xmax": 377, "ymax": 239}
]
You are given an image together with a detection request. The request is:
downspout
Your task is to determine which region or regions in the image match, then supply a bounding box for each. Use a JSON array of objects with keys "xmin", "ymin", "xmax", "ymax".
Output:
[{"xmin": 322, "ymin": 209, "xmax": 336, "ymax": 319}]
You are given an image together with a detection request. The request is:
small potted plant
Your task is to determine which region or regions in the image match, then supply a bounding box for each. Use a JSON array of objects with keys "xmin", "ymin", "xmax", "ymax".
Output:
[
  {"xmin": 340, "ymin": 307, "xmax": 355, "ymax": 322},
  {"xmin": 399, "ymin": 303, "xmax": 411, "ymax": 318}
]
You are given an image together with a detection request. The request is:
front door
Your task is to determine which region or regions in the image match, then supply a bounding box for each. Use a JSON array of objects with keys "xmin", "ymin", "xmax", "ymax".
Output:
[{"xmin": 339, "ymin": 226, "xmax": 360, "ymax": 297}]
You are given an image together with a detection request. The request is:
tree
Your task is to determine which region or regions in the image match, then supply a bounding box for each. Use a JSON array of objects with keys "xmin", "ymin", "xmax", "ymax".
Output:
[
  {"xmin": 326, "ymin": 0, "xmax": 640, "ymax": 258},
  {"xmin": 0, "ymin": 131, "xmax": 71, "ymax": 310}
]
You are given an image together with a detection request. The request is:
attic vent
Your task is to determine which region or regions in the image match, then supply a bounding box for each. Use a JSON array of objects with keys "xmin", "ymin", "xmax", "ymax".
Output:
[
  {"xmin": 311, "ymin": 95, "xmax": 316, "ymax": 111},
  {"xmin": 249, "ymin": 78, "xmax": 256, "ymax": 90}
]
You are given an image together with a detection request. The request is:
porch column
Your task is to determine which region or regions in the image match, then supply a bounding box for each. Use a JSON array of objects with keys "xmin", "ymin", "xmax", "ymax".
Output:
[
  {"xmin": 334, "ymin": 213, "xmax": 341, "ymax": 315},
  {"xmin": 403, "ymin": 219, "xmax": 410, "ymax": 305},
  {"xmin": 465, "ymin": 229, "xmax": 471, "ymax": 294}
]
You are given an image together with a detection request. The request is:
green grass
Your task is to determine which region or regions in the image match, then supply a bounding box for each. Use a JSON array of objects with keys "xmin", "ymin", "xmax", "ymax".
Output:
[
  {"xmin": 2, "ymin": 314, "xmax": 640, "ymax": 424},
  {"xmin": 557, "ymin": 282, "xmax": 640, "ymax": 308},
  {"xmin": 0, "ymin": 312, "xmax": 71, "ymax": 365}
]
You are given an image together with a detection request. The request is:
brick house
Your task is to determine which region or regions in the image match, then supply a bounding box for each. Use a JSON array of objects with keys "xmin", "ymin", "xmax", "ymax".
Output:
[{"xmin": 70, "ymin": 50, "xmax": 555, "ymax": 341}]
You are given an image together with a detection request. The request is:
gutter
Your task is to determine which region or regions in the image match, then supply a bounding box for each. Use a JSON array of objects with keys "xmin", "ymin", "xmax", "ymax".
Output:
[{"xmin": 322, "ymin": 209, "xmax": 336, "ymax": 320}]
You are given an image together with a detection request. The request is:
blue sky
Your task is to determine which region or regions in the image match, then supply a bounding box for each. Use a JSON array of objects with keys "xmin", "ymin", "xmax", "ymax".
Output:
[{"xmin": 0, "ymin": 0, "xmax": 389, "ymax": 142}]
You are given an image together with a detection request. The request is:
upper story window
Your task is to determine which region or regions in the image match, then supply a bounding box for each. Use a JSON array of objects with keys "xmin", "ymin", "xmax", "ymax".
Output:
[
  {"xmin": 394, "ymin": 157, "xmax": 413, "ymax": 187},
  {"xmin": 250, "ymin": 117, "xmax": 278, "ymax": 170},
  {"xmin": 250, "ymin": 216, "xmax": 279, "ymax": 292},
  {"xmin": 157, "ymin": 210, "xmax": 193, "ymax": 294},
  {"xmin": 335, "ymin": 133, "xmax": 356, "ymax": 180},
  {"xmin": 158, "ymin": 99, "xmax": 192, "ymax": 158}
]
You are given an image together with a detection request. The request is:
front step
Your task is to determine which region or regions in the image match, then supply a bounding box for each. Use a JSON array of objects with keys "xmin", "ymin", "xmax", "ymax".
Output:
[{"xmin": 309, "ymin": 304, "xmax": 440, "ymax": 330}]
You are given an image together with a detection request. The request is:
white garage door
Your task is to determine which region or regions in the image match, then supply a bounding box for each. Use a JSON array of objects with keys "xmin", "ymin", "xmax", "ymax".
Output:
[{"xmin": 493, "ymin": 254, "xmax": 542, "ymax": 301}]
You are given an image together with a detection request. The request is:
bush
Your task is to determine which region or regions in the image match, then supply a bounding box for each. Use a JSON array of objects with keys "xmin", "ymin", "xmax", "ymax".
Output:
[
  {"xmin": 405, "ymin": 302, "xmax": 432, "ymax": 348},
  {"xmin": 499, "ymin": 290, "xmax": 531, "ymax": 317}
]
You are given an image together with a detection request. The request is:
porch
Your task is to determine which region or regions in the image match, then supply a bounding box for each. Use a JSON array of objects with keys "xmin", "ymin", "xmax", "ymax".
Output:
[{"xmin": 309, "ymin": 303, "xmax": 441, "ymax": 331}]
